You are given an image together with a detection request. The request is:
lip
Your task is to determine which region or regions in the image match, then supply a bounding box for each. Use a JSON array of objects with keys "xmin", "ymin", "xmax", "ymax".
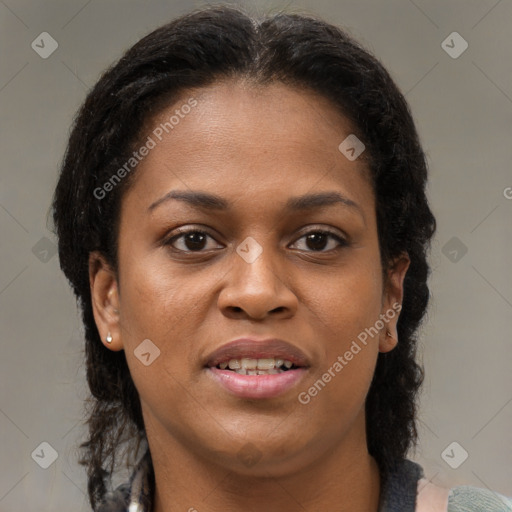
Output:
[
  {"xmin": 204, "ymin": 337, "xmax": 310, "ymax": 400},
  {"xmin": 207, "ymin": 366, "xmax": 308, "ymax": 399},
  {"xmin": 204, "ymin": 338, "xmax": 310, "ymax": 368}
]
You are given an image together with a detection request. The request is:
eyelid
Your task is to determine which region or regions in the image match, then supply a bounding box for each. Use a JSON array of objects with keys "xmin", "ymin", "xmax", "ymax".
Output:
[{"xmin": 292, "ymin": 225, "xmax": 348, "ymax": 243}]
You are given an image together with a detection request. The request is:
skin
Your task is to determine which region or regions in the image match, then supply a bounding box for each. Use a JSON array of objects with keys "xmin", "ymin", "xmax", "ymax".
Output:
[{"xmin": 89, "ymin": 79, "xmax": 410, "ymax": 512}]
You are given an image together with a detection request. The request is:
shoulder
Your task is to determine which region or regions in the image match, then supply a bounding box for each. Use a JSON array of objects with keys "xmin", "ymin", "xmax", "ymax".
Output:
[
  {"xmin": 447, "ymin": 485, "xmax": 512, "ymax": 512},
  {"xmin": 416, "ymin": 477, "xmax": 512, "ymax": 512}
]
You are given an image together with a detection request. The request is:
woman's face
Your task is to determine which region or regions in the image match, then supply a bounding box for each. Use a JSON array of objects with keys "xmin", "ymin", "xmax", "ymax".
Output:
[{"xmin": 90, "ymin": 79, "xmax": 409, "ymax": 475}]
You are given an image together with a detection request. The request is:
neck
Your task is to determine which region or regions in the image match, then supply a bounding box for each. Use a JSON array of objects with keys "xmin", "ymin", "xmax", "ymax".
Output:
[{"xmin": 148, "ymin": 411, "xmax": 381, "ymax": 512}]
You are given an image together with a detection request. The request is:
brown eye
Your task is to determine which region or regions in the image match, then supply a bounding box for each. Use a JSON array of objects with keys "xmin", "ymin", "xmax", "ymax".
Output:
[
  {"xmin": 290, "ymin": 230, "xmax": 347, "ymax": 252},
  {"xmin": 165, "ymin": 230, "xmax": 222, "ymax": 252}
]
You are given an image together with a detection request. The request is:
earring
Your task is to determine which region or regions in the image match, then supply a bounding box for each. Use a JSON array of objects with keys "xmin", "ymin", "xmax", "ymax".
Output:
[
  {"xmin": 386, "ymin": 330, "xmax": 393, "ymax": 338},
  {"xmin": 106, "ymin": 332, "xmax": 113, "ymax": 344}
]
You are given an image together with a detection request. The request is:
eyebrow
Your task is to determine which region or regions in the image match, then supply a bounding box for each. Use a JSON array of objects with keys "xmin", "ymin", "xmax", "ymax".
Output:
[{"xmin": 148, "ymin": 190, "xmax": 364, "ymax": 219}]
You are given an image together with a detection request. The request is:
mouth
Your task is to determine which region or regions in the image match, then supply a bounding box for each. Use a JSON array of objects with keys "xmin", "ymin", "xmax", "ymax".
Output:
[
  {"xmin": 210, "ymin": 357, "xmax": 302, "ymax": 375},
  {"xmin": 204, "ymin": 338, "xmax": 310, "ymax": 399}
]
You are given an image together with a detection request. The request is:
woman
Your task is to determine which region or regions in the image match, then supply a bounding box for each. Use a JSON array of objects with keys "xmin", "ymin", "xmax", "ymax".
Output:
[{"xmin": 51, "ymin": 5, "xmax": 512, "ymax": 511}]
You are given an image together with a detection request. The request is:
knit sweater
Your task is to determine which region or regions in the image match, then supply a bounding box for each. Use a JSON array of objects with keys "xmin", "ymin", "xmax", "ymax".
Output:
[{"xmin": 97, "ymin": 449, "xmax": 512, "ymax": 511}]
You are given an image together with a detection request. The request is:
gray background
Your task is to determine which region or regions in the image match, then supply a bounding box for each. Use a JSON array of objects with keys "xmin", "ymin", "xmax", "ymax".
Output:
[{"xmin": 1, "ymin": 0, "xmax": 511, "ymax": 509}]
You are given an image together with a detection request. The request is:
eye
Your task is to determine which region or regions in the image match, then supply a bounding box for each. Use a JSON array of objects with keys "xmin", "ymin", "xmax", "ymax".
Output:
[
  {"xmin": 163, "ymin": 227, "xmax": 348, "ymax": 254},
  {"xmin": 164, "ymin": 229, "xmax": 223, "ymax": 252},
  {"xmin": 290, "ymin": 229, "xmax": 348, "ymax": 252}
]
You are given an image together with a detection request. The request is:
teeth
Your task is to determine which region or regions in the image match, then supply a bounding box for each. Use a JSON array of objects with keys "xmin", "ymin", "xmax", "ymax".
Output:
[
  {"xmin": 218, "ymin": 357, "xmax": 295, "ymax": 372},
  {"xmin": 241, "ymin": 358, "xmax": 258, "ymax": 370},
  {"xmin": 235, "ymin": 368, "xmax": 283, "ymax": 375},
  {"xmin": 256, "ymin": 358, "xmax": 275, "ymax": 370}
]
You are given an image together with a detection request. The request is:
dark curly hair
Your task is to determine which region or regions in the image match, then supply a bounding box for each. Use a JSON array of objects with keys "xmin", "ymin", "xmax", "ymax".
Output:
[{"xmin": 51, "ymin": 4, "xmax": 436, "ymax": 509}]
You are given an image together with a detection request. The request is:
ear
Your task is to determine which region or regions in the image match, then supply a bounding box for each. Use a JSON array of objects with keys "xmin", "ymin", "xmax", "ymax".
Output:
[
  {"xmin": 379, "ymin": 252, "xmax": 410, "ymax": 353},
  {"xmin": 89, "ymin": 251, "xmax": 123, "ymax": 352}
]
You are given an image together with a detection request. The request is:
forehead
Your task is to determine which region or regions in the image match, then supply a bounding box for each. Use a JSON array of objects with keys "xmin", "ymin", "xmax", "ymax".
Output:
[
  {"xmin": 123, "ymin": 79, "xmax": 373, "ymax": 214},
  {"xmin": 146, "ymin": 79, "xmax": 364, "ymax": 158}
]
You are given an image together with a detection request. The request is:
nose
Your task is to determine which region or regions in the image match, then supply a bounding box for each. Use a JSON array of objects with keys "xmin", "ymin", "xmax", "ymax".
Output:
[{"xmin": 217, "ymin": 243, "xmax": 298, "ymax": 321}]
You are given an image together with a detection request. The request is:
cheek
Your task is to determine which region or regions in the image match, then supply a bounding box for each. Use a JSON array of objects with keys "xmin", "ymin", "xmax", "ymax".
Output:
[
  {"xmin": 301, "ymin": 252, "xmax": 382, "ymax": 408},
  {"xmin": 303, "ymin": 287, "xmax": 380, "ymax": 426},
  {"xmin": 310, "ymin": 253, "xmax": 383, "ymax": 341},
  {"xmin": 116, "ymin": 257, "xmax": 205, "ymax": 415},
  {"xmin": 118, "ymin": 249, "xmax": 198, "ymax": 337},
  {"xmin": 117, "ymin": 249, "xmax": 219, "ymax": 379}
]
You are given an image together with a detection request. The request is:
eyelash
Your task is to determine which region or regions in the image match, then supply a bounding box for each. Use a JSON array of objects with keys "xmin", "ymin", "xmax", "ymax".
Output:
[{"xmin": 163, "ymin": 227, "xmax": 348, "ymax": 254}]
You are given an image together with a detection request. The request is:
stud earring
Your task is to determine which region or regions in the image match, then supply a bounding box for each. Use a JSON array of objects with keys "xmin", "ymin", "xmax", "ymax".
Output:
[
  {"xmin": 106, "ymin": 332, "xmax": 113, "ymax": 344},
  {"xmin": 386, "ymin": 330, "xmax": 393, "ymax": 338}
]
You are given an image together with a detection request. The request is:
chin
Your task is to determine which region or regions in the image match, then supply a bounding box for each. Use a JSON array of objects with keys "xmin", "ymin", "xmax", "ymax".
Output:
[{"xmin": 199, "ymin": 435, "xmax": 316, "ymax": 477}]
